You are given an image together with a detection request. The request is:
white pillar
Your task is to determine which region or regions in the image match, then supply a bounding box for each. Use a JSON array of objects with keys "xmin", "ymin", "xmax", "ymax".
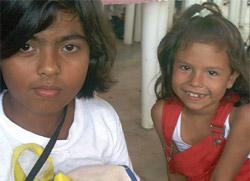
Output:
[
  {"xmin": 134, "ymin": 4, "xmax": 142, "ymax": 42},
  {"xmin": 158, "ymin": 2, "xmax": 169, "ymax": 40},
  {"xmin": 239, "ymin": 0, "xmax": 247, "ymax": 27},
  {"xmin": 141, "ymin": 1, "xmax": 169, "ymax": 129},
  {"xmin": 167, "ymin": 0, "xmax": 175, "ymax": 30},
  {"xmin": 228, "ymin": 0, "xmax": 241, "ymax": 26},
  {"xmin": 183, "ymin": 0, "xmax": 202, "ymax": 9},
  {"xmin": 124, "ymin": 4, "xmax": 135, "ymax": 45}
]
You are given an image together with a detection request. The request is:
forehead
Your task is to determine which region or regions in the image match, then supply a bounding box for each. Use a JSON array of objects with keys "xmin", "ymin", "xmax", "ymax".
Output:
[
  {"xmin": 176, "ymin": 42, "xmax": 230, "ymax": 68},
  {"xmin": 34, "ymin": 12, "xmax": 84, "ymax": 39},
  {"xmin": 178, "ymin": 42, "xmax": 226, "ymax": 53}
]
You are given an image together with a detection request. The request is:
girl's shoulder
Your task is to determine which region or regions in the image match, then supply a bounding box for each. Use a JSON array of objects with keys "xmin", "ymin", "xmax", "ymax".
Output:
[
  {"xmin": 151, "ymin": 100, "xmax": 165, "ymax": 123},
  {"xmin": 78, "ymin": 95, "xmax": 116, "ymax": 113},
  {"xmin": 151, "ymin": 99, "xmax": 166, "ymax": 143},
  {"xmin": 230, "ymin": 103, "xmax": 250, "ymax": 128},
  {"xmin": 228, "ymin": 104, "xmax": 250, "ymax": 149},
  {"xmin": 151, "ymin": 99, "xmax": 182, "ymax": 125},
  {"xmin": 76, "ymin": 96, "xmax": 119, "ymax": 123}
]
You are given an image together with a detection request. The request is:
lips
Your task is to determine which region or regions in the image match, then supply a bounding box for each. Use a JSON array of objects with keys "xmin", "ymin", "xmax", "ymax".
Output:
[{"xmin": 33, "ymin": 85, "xmax": 62, "ymax": 98}]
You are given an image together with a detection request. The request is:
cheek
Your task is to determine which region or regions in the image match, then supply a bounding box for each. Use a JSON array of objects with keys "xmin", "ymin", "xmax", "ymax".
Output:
[
  {"xmin": 171, "ymin": 75, "xmax": 182, "ymax": 94},
  {"xmin": 1, "ymin": 64, "xmax": 30, "ymax": 91},
  {"xmin": 172, "ymin": 70, "xmax": 185, "ymax": 86},
  {"xmin": 208, "ymin": 78, "xmax": 229, "ymax": 95},
  {"xmin": 64, "ymin": 62, "xmax": 89, "ymax": 89}
]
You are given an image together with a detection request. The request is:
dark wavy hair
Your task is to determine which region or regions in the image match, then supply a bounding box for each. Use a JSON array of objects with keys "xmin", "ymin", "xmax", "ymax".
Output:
[
  {"xmin": 0, "ymin": 0, "xmax": 116, "ymax": 98},
  {"xmin": 155, "ymin": 2, "xmax": 250, "ymax": 106}
]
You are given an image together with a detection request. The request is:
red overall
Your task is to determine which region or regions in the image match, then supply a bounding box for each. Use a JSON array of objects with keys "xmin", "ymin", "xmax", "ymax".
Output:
[{"xmin": 162, "ymin": 95, "xmax": 250, "ymax": 181}]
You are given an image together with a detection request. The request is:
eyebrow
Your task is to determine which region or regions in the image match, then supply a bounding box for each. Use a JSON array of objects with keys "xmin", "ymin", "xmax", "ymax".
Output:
[
  {"xmin": 175, "ymin": 59, "xmax": 224, "ymax": 71},
  {"xmin": 56, "ymin": 34, "xmax": 87, "ymax": 44},
  {"xmin": 174, "ymin": 59, "xmax": 189, "ymax": 65},
  {"xmin": 30, "ymin": 34, "xmax": 87, "ymax": 44}
]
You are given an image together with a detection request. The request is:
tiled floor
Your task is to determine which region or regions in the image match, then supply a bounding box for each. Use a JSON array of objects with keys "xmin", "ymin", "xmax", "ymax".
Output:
[{"xmin": 99, "ymin": 3, "xmax": 249, "ymax": 181}]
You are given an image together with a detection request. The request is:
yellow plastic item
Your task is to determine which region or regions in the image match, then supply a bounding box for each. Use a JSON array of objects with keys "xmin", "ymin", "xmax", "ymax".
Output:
[
  {"xmin": 55, "ymin": 173, "xmax": 72, "ymax": 181},
  {"xmin": 13, "ymin": 143, "xmax": 71, "ymax": 181}
]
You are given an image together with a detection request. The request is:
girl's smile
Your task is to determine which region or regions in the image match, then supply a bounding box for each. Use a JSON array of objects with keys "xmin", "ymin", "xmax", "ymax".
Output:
[
  {"xmin": 172, "ymin": 43, "xmax": 239, "ymax": 113},
  {"xmin": 185, "ymin": 91, "xmax": 206, "ymax": 99}
]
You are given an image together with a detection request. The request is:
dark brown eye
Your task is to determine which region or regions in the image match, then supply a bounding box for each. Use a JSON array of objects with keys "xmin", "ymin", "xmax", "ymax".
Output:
[
  {"xmin": 181, "ymin": 65, "xmax": 190, "ymax": 71},
  {"xmin": 63, "ymin": 44, "xmax": 78, "ymax": 52},
  {"xmin": 208, "ymin": 70, "xmax": 218, "ymax": 76},
  {"xmin": 20, "ymin": 43, "xmax": 33, "ymax": 52}
]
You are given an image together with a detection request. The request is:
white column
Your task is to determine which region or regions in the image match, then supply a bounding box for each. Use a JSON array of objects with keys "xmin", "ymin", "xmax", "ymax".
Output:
[
  {"xmin": 141, "ymin": 1, "xmax": 169, "ymax": 129},
  {"xmin": 167, "ymin": 0, "xmax": 175, "ymax": 30},
  {"xmin": 239, "ymin": 0, "xmax": 247, "ymax": 27},
  {"xmin": 134, "ymin": 4, "xmax": 142, "ymax": 42},
  {"xmin": 183, "ymin": 0, "xmax": 202, "ymax": 9},
  {"xmin": 124, "ymin": 4, "xmax": 135, "ymax": 45},
  {"xmin": 228, "ymin": 0, "xmax": 241, "ymax": 26},
  {"xmin": 158, "ymin": 2, "xmax": 169, "ymax": 40}
]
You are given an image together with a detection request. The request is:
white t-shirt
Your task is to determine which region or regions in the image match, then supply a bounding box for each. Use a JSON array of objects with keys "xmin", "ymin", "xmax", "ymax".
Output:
[{"xmin": 0, "ymin": 92, "xmax": 134, "ymax": 180}]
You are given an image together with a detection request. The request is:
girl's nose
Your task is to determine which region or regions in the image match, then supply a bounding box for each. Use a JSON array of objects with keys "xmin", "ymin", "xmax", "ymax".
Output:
[
  {"xmin": 188, "ymin": 72, "xmax": 203, "ymax": 87},
  {"xmin": 37, "ymin": 50, "xmax": 61, "ymax": 78}
]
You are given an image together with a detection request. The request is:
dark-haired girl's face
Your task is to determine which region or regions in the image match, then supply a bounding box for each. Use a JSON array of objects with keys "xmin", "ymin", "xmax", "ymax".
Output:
[
  {"xmin": 0, "ymin": 12, "xmax": 89, "ymax": 115},
  {"xmin": 172, "ymin": 43, "xmax": 239, "ymax": 114}
]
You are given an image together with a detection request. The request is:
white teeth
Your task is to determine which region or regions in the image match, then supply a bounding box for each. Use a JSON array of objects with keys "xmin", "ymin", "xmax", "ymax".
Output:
[
  {"xmin": 190, "ymin": 93, "xmax": 199, "ymax": 97},
  {"xmin": 186, "ymin": 92, "xmax": 204, "ymax": 98}
]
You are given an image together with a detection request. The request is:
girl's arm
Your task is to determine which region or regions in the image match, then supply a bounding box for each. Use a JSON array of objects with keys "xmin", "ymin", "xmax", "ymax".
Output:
[
  {"xmin": 151, "ymin": 100, "xmax": 186, "ymax": 181},
  {"xmin": 210, "ymin": 104, "xmax": 250, "ymax": 180}
]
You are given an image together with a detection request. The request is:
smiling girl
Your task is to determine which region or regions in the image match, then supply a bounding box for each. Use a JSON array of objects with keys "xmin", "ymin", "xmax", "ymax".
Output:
[{"xmin": 151, "ymin": 2, "xmax": 250, "ymax": 181}]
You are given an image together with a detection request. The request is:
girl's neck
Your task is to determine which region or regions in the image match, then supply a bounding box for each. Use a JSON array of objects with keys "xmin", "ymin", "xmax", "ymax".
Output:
[
  {"xmin": 184, "ymin": 101, "xmax": 220, "ymax": 116},
  {"xmin": 3, "ymin": 92, "xmax": 75, "ymax": 139},
  {"xmin": 181, "ymin": 102, "xmax": 221, "ymax": 145},
  {"xmin": 182, "ymin": 101, "xmax": 220, "ymax": 124}
]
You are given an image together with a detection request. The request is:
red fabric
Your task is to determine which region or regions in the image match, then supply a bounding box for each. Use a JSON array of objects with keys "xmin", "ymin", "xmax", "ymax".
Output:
[{"xmin": 162, "ymin": 95, "xmax": 250, "ymax": 180}]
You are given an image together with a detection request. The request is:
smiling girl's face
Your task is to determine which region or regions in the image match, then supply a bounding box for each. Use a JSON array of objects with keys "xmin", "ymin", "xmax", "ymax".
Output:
[
  {"xmin": 172, "ymin": 43, "xmax": 239, "ymax": 114},
  {"xmin": 0, "ymin": 12, "xmax": 89, "ymax": 115}
]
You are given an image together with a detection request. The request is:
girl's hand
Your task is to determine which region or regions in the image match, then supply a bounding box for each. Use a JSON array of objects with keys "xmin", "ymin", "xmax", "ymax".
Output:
[{"xmin": 166, "ymin": 161, "xmax": 187, "ymax": 181}]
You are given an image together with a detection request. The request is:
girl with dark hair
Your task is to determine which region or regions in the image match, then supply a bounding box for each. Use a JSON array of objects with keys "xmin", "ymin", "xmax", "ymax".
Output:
[
  {"xmin": 151, "ymin": 2, "xmax": 250, "ymax": 180},
  {"xmin": 0, "ymin": 0, "xmax": 138, "ymax": 180}
]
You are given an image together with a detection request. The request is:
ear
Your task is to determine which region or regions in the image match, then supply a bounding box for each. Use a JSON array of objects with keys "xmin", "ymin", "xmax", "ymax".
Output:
[{"xmin": 226, "ymin": 71, "xmax": 239, "ymax": 89}]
